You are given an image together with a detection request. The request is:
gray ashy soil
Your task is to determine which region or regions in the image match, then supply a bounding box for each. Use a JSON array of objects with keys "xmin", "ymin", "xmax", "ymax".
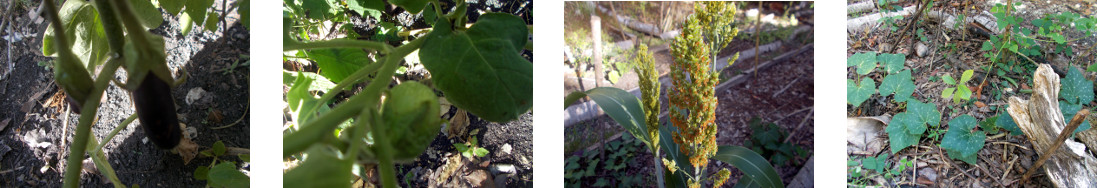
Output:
[{"xmin": 0, "ymin": 0, "xmax": 249, "ymax": 187}]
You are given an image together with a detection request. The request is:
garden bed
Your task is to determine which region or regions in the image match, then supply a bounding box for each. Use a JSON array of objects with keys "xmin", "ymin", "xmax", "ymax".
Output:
[{"xmin": 0, "ymin": 0, "xmax": 250, "ymax": 187}]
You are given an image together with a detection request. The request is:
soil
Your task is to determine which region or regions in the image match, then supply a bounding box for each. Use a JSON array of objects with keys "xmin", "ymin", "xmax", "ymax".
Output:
[
  {"xmin": 563, "ymin": 2, "xmax": 815, "ymax": 186},
  {"xmin": 0, "ymin": 1, "xmax": 250, "ymax": 187},
  {"xmin": 847, "ymin": 0, "xmax": 1096, "ymax": 187},
  {"xmin": 283, "ymin": 0, "xmax": 533, "ymax": 187}
]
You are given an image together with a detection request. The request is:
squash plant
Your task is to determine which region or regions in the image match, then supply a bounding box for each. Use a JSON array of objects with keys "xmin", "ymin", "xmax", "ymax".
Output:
[
  {"xmin": 281, "ymin": 0, "xmax": 532, "ymax": 187},
  {"xmin": 41, "ymin": 0, "xmax": 250, "ymax": 187},
  {"xmin": 564, "ymin": 2, "xmax": 781, "ymax": 187}
]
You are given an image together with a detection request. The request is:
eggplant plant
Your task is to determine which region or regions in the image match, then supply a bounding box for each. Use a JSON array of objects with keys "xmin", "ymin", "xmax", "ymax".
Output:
[
  {"xmin": 41, "ymin": 0, "xmax": 250, "ymax": 187},
  {"xmin": 564, "ymin": 2, "xmax": 781, "ymax": 187},
  {"xmin": 281, "ymin": 0, "xmax": 532, "ymax": 187}
]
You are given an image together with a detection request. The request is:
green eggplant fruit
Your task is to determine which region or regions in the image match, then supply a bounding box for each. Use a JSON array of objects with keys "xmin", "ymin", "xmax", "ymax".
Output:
[{"xmin": 380, "ymin": 81, "xmax": 441, "ymax": 161}]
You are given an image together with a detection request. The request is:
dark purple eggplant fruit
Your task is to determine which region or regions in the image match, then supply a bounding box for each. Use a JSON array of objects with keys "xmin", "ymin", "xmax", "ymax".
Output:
[{"xmin": 132, "ymin": 72, "xmax": 181, "ymax": 149}]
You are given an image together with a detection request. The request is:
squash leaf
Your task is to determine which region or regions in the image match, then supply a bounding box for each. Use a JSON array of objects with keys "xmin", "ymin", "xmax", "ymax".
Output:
[
  {"xmin": 878, "ymin": 53, "xmax": 905, "ymax": 74},
  {"xmin": 940, "ymin": 115, "xmax": 984, "ymax": 165},
  {"xmin": 886, "ymin": 112, "xmax": 919, "ymax": 154},
  {"xmin": 1060, "ymin": 67, "xmax": 1094, "ymax": 105},
  {"xmin": 848, "ymin": 52, "xmax": 877, "ymax": 75},
  {"xmin": 878, "ymin": 69, "xmax": 915, "ymax": 102},
  {"xmin": 847, "ymin": 78, "xmax": 876, "ymax": 108}
]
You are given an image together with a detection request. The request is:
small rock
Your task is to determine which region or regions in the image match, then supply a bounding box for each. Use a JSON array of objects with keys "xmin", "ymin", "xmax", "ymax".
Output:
[
  {"xmin": 517, "ymin": 155, "xmax": 531, "ymax": 170},
  {"xmin": 22, "ymin": 129, "xmax": 51, "ymax": 149},
  {"xmin": 491, "ymin": 164, "xmax": 516, "ymax": 175},
  {"xmin": 142, "ymin": 137, "xmax": 149, "ymax": 144},
  {"xmin": 185, "ymin": 87, "xmax": 207, "ymax": 106},
  {"xmin": 500, "ymin": 143, "xmax": 512, "ymax": 155},
  {"xmin": 919, "ymin": 167, "xmax": 938, "ymax": 182},
  {"xmin": 916, "ymin": 42, "xmax": 928, "ymax": 57},
  {"xmin": 184, "ymin": 124, "xmax": 198, "ymax": 139}
]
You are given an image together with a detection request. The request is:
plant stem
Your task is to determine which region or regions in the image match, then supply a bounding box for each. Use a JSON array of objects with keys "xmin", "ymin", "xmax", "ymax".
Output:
[
  {"xmin": 94, "ymin": 114, "xmax": 136, "ymax": 153},
  {"xmin": 92, "ymin": 0, "xmax": 125, "ymax": 55},
  {"xmin": 301, "ymin": 60, "xmax": 384, "ymax": 122},
  {"xmin": 284, "ymin": 38, "xmax": 393, "ymax": 54},
  {"xmin": 652, "ymin": 149, "xmax": 665, "ymax": 188},
  {"xmin": 63, "ymin": 54, "xmax": 122, "ymax": 188},
  {"xmin": 368, "ymin": 107, "xmax": 398, "ymax": 188},
  {"xmin": 87, "ymin": 135, "xmax": 124, "ymax": 188}
]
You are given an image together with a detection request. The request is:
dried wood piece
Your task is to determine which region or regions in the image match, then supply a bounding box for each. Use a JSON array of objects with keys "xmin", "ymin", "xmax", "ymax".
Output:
[{"xmin": 1006, "ymin": 64, "xmax": 1097, "ymax": 188}]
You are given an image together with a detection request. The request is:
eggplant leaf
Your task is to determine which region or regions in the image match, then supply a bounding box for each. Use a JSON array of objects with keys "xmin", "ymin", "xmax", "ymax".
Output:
[{"xmin": 420, "ymin": 13, "xmax": 531, "ymax": 122}]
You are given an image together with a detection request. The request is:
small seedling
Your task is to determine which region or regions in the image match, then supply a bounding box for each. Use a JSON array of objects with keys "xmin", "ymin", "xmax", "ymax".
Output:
[
  {"xmin": 940, "ymin": 69, "xmax": 974, "ymax": 103},
  {"xmin": 454, "ymin": 136, "xmax": 489, "ymax": 159},
  {"xmin": 193, "ymin": 140, "xmax": 250, "ymax": 188}
]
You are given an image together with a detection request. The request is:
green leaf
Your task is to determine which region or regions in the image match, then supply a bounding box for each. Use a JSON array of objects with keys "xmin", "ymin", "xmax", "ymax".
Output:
[
  {"xmin": 1050, "ymin": 33, "xmax": 1066, "ymax": 44},
  {"xmin": 878, "ymin": 53, "xmax": 906, "ymax": 74},
  {"xmin": 1058, "ymin": 101, "xmax": 1092, "ymax": 134},
  {"xmin": 159, "ymin": 0, "xmax": 187, "ymax": 15},
  {"xmin": 593, "ymin": 178, "xmax": 609, "ymax": 187},
  {"xmin": 861, "ymin": 154, "xmax": 887, "ymax": 173},
  {"xmin": 287, "ymin": 72, "xmax": 322, "ymax": 127},
  {"xmin": 306, "ymin": 48, "xmax": 368, "ymax": 83},
  {"xmin": 996, "ymin": 112, "xmax": 1023, "ymax": 135},
  {"xmin": 213, "ymin": 140, "xmax": 226, "ymax": 156},
  {"xmin": 956, "ymin": 84, "xmax": 972, "ymax": 101},
  {"xmin": 239, "ymin": 0, "xmax": 249, "ymax": 30},
  {"xmin": 979, "ymin": 116, "xmax": 1000, "ymax": 134},
  {"xmin": 908, "ymin": 100, "xmax": 942, "ymax": 127},
  {"xmin": 1061, "ymin": 67, "xmax": 1094, "ymax": 104},
  {"xmin": 959, "ymin": 70, "xmax": 974, "ymax": 83},
  {"xmin": 208, "ymin": 162, "xmax": 249, "ymax": 188},
  {"xmin": 204, "ymin": 12, "xmax": 219, "ymax": 32},
  {"xmin": 886, "ymin": 112, "xmax": 920, "ymax": 154},
  {"xmin": 390, "ymin": 0, "xmax": 430, "ymax": 14},
  {"xmin": 941, "ymin": 87, "xmax": 956, "ymax": 99},
  {"xmin": 941, "ymin": 74, "xmax": 956, "ymax": 85},
  {"xmin": 347, "ymin": 0, "xmax": 384, "ymax": 19},
  {"xmin": 42, "ymin": 0, "xmax": 110, "ymax": 68},
  {"xmin": 454, "ymin": 143, "xmax": 468, "ymax": 152},
  {"xmin": 282, "ymin": 70, "xmax": 336, "ymax": 92},
  {"xmin": 420, "ymin": 13, "xmax": 532, "ymax": 122},
  {"xmin": 239, "ymin": 154, "xmax": 250, "ymax": 163},
  {"xmin": 878, "ymin": 69, "xmax": 915, "ymax": 102},
  {"xmin": 940, "ymin": 115, "xmax": 984, "ymax": 165},
  {"xmin": 712, "ymin": 146, "xmax": 784, "ymax": 188},
  {"xmin": 185, "ymin": 0, "xmax": 214, "ymax": 28},
  {"xmin": 847, "ymin": 78, "xmax": 876, "ymax": 108},
  {"xmin": 848, "ymin": 52, "xmax": 878, "ymax": 75},
  {"xmin": 180, "ymin": 12, "xmax": 194, "ymax": 34},
  {"xmin": 473, "ymin": 148, "xmax": 489, "ymax": 157},
  {"xmin": 194, "ymin": 166, "xmax": 210, "ymax": 180},
  {"xmin": 130, "ymin": 0, "xmax": 165, "ymax": 29},
  {"xmin": 565, "ymin": 87, "xmax": 652, "ymax": 148},
  {"xmin": 659, "ymin": 125, "xmax": 693, "ymax": 188},
  {"xmin": 284, "ymin": 148, "xmax": 352, "ymax": 187}
]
